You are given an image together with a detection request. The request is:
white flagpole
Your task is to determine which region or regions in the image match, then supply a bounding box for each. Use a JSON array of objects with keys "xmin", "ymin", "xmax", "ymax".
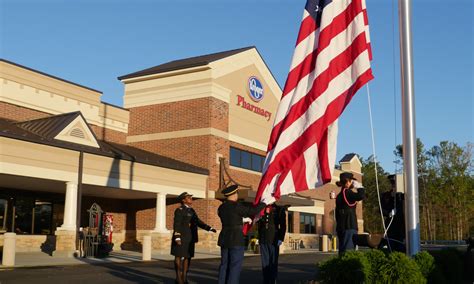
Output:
[{"xmin": 398, "ymin": 0, "xmax": 420, "ymax": 256}]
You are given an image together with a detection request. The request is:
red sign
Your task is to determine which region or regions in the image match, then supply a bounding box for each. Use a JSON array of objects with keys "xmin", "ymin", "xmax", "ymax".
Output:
[{"xmin": 236, "ymin": 95, "xmax": 272, "ymax": 121}]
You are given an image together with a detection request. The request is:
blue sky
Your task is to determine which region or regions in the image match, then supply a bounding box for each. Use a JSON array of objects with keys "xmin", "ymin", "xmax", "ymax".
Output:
[{"xmin": 1, "ymin": 0, "xmax": 473, "ymax": 173}]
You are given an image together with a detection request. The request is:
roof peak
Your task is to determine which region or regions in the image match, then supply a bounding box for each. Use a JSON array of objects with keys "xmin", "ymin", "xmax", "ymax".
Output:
[{"xmin": 118, "ymin": 46, "xmax": 256, "ymax": 81}]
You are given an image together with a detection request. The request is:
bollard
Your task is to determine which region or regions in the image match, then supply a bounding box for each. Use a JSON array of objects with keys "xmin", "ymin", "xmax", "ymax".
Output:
[
  {"xmin": 142, "ymin": 235, "xmax": 152, "ymax": 261},
  {"xmin": 322, "ymin": 235, "xmax": 328, "ymax": 252},
  {"xmin": 2, "ymin": 232, "xmax": 16, "ymax": 266}
]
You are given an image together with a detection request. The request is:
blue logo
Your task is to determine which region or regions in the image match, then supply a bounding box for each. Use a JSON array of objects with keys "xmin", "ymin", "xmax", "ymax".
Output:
[{"xmin": 248, "ymin": 76, "xmax": 264, "ymax": 102}]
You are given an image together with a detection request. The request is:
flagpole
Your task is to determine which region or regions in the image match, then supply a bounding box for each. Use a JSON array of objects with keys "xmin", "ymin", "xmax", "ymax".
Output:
[{"xmin": 398, "ymin": 0, "xmax": 420, "ymax": 256}]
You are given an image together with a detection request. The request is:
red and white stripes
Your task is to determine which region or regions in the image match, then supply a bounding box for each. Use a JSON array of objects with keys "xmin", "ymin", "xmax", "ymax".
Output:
[{"xmin": 255, "ymin": 0, "xmax": 373, "ymax": 205}]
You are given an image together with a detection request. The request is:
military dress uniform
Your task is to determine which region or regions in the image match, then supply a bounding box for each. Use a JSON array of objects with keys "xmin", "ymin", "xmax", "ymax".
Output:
[
  {"xmin": 257, "ymin": 204, "xmax": 287, "ymax": 284},
  {"xmin": 170, "ymin": 204, "xmax": 213, "ymax": 258},
  {"xmin": 217, "ymin": 185, "xmax": 266, "ymax": 284}
]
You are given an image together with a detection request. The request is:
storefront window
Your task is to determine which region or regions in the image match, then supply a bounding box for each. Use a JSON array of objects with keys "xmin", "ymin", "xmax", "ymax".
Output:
[
  {"xmin": 0, "ymin": 190, "xmax": 59, "ymax": 235},
  {"xmin": 299, "ymin": 213, "xmax": 316, "ymax": 234},
  {"xmin": 34, "ymin": 201, "xmax": 52, "ymax": 235},
  {"xmin": 0, "ymin": 199, "xmax": 7, "ymax": 232},
  {"xmin": 14, "ymin": 196, "xmax": 34, "ymax": 234}
]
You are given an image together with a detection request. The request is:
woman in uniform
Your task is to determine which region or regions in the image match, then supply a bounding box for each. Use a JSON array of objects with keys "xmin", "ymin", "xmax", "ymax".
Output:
[{"xmin": 171, "ymin": 192, "xmax": 216, "ymax": 284}]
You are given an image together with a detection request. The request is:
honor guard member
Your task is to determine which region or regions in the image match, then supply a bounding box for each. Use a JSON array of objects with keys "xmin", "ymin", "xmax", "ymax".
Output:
[
  {"xmin": 217, "ymin": 185, "xmax": 267, "ymax": 284},
  {"xmin": 171, "ymin": 192, "xmax": 217, "ymax": 284},
  {"xmin": 335, "ymin": 172, "xmax": 365, "ymax": 255},
  {"xmin": 257, "ymin": 204, "xmax": 287, "ymax": 284}
]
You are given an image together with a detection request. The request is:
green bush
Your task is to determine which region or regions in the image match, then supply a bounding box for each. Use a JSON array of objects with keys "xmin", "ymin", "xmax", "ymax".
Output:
[
  {"xmin": 318, "ymin": 251, "xmax": 371, "ymax": 284},
  {"xmin": 365, "ymin": 249, "xmax": 388, "ymax": 283},
  {"xmin": 414, "ymin": 251, "xmax": 435, "ymax": 279},
  {"xmin": 379, "ymin": 252, "xmax": 426, "ymax": 284},
  {"xmin": 318, "ymin": 250, "xmax": 432, "ymax": 284}
]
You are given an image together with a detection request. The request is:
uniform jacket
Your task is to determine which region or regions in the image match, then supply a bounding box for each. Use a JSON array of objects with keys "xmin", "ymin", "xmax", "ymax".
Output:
[
  {"xmin": 257, "ymin": 205, "xmax": 287, "ymax": 245},
  {"xmin": 218, "ymin": 201, "xmax": 266, "ymax": 248},
  {"xmin": 335, "ymin": 187, "xmax": 365, "ymax": 232},
  {"xmin": 172, "ymin": 204, "xmax": 212, "ymax": 243}
]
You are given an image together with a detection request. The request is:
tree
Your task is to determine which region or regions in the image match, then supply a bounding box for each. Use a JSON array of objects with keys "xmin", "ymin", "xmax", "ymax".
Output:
[
  {"xmin": 395, "ymin": 139, "xmax": 474, "ymax": 240},
  {"xmin": 361, "ymin": 155, "xmax": 392, "ymax": 234}
]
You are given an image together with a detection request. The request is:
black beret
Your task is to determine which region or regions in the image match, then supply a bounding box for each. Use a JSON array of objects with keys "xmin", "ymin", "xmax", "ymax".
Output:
[{"xmin": 221, "ymin": 184, "xmax": 238, "ymax": 197}]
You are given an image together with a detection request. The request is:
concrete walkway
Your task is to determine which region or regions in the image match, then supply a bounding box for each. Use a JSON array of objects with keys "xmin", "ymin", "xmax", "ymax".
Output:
[{"xmin": 1, "ymin": 248, "xmax": 326, "ymax": 269}]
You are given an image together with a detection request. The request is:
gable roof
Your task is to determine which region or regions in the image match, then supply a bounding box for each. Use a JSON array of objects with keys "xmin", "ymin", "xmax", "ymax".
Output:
[
  {"xmin": 117, "ymin": 46, "xmax": 255, "ymax": 80},
  {"xmin": 339, "ymin": 153, "xmax": 359, "ymax": 163},
  {"xmin": 15, "ymin": 112, "xmax": 87, "ymax": 140}
]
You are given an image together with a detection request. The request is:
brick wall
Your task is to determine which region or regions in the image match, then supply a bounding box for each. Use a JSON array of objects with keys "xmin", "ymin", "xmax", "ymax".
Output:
[
  {"xmin": 130, "ymin": 136, "xmax": 210, "ymax": 169},
  {"xmin": 128, "ymin": 97, "xmax": 228, "ymax": 136},
  {"xmin": 89, "ymin": 125, "xmax": 127, "ymax": 144},
  {"xmin": 0, "ymin": 101, "xmax": 51, "ymax": 121},
  {"xmin": 209, "ymin": 136, "xmax": 230, "ymax": 191}
]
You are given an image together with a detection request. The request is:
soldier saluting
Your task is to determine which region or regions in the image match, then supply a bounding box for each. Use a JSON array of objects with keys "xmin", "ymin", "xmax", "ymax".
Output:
[
  {"xmin": 217, "ymin": 185, "xmax": 267, "ymax": 284},
  {"xmin": 171, "ymin": 192, "xmax": 216, "ymax": 284}
]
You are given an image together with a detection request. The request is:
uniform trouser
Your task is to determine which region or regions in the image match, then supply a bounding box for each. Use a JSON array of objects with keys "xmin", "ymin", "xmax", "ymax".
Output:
[
  {"xmin": 337, "ymin": 229, "xmax": 357, "ymax": 255},
  {"xmin": 218, "ymin": 246, "xmax": 245, "ymax": 284},
  {"xmin": 260, "ymin": 243, "xmax": 279, "ymax": 284}
]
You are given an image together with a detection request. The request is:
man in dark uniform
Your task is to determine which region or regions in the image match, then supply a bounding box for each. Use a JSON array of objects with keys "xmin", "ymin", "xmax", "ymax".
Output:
[
  {"xmin": 257, "ymin": 203, "xmax": 287, "ymax": 284},
  {"xmin": 171, "ymin": 192, "xmax": 216, "ymax": 284},
  {"xmin": 379, "ymin": 174, "xmax": 405, "ymax": 252},
  {"xmin": 335, "ymin": 172, "xmax": 365, "ymax": 255},
  {"xmin": 217, "ymin": 185, "xmax": 267, "ymax": 284}
]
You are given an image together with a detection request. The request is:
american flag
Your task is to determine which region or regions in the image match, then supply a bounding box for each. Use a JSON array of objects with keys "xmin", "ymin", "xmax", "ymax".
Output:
[{"xmin": 255, "ymin": 0, "xmax": 373, "ymax": 205}]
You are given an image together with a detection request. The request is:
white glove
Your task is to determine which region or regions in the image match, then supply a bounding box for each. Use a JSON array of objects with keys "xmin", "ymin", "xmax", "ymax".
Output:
[
  {"xmin": 389, "ymin": 209, "xmax": 396, "ymax": 218},
  {"xmin": 277, "ymin": 240, "xmax": 283, "ymax": 246},
  {"xmin": 242, "ymin": 217, "xmax": 253, "ymax": 224},
  {"xmin": 352, "ymin": 181, "xmax": 363, "ymax": 189}
]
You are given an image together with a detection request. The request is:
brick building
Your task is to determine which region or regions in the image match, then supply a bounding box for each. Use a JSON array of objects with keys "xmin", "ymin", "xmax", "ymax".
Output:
[{"xmin": 0, "ymin": 47, "xmax": 363, "ymax": 256}]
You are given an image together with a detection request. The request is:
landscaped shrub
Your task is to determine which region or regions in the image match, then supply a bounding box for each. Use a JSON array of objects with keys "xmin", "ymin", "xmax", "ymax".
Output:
[
  {"xmin": 318, "ymin": 251, "xmax": 371, "ymax": 284},
  {"xmin": 365, "ymin": 249, "xmax": 388, "ymax": 283},
  {"xmin": 318, "ymin": 250, "xmax": 434, "ymax": 283},
  {"xmin": 379, "ymin": 252, "xmax": 426, "ymax": 284},
  {"xmin": 414, "ymin": 251, "xmax": 435, "ymax": 279}
]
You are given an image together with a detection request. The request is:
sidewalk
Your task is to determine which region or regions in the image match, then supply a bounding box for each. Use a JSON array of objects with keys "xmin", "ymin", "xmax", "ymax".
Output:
[{"xmin": 0, "ymin": 248, "xmax": 327, "ymax": 269}]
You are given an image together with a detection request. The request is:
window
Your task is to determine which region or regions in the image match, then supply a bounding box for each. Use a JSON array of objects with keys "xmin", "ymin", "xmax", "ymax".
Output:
[
  {"xmin": 287, "ymin": 211, "xmax": 294, "ymax": 233},
  {"xmin": 34, "ymin": 201, "xmax": 52, "ymax": 235},
  {"xmin": 299, "ymin": 213, "xmax": 316, "ymax": 234},
  {"xmin": 0, "ymin": 199, "xmax": 7, "ymax": 232},
  {"xmin": 229, "ymin": 147, "xmax": 265, "ymax": 172},
  {"xmin": 14, "ymin": 196, "xmax": 34, "ymax": 234}
]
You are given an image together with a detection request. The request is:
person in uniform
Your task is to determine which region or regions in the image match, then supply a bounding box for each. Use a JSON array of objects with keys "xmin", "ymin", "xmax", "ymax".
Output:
[
  {"xmin": 335, "ymin": 172, "xmax": 365, "ymax": 255},
  {"xmin": 257, "ymin": 203, "xmax": 287, "ymax": 284},
  {"xmin": 171, "ymin": 192, "xmax": 217, "ymax": 284},
  {"xmin": 379, "ymin": 174, "xmax": 405, "ymax": 252},
  {"xmin": 217, "ymin": 185, "xmax": 267, "ymax": 284}
]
